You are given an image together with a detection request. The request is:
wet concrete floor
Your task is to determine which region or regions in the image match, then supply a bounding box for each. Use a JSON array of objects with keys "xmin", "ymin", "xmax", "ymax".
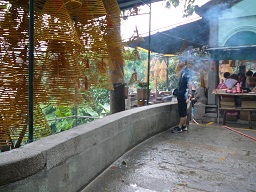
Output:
[{"xmin": 81, "ymin": 123, "xmax": 256, "ymax": 192}]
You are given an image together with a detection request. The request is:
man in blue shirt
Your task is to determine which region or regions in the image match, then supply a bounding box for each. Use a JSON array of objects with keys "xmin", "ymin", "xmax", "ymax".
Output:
[{"xmin": 172, "ymin": 57, "xmax": 192, "ymax": 133}]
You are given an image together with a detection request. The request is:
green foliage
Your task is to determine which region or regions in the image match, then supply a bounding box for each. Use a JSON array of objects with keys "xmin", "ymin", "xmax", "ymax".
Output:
[
  {"xmin": 137, "ymin": 81, "xmax": 148, "ymax": 88},
  {"xmin": 91, "ymin": 87, "xmax": 110, "ymax": 114},
  {"xmin": 42, "ymin": 87, "xmax": 110, "ymax": 134},
  {"xmin": 98, "ymin": 103, "xmax": 110, "ymax": 115},
  {"xmin": 124, "ymin": 48, "xmax": 148, "ymax": 84},
  {"xmin": 56, "ymin": 106, "xmax": 72, "ymax": 117},
  {"xmin": 164, "ymin": 0, "xmax": 196, "ymax": 17},
  {"xmin": 168, "ymin": 57, "xmax": 179, "ymax": 90}
]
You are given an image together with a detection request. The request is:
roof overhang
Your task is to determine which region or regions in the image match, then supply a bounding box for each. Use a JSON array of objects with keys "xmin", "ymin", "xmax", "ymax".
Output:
[
  {"xmin": 126, "ymin": 18, "xmax": 209, "ymax": 54},
  {"xmin": 207, "ymin": 45, "xmax": 256, "ymax": 60}
]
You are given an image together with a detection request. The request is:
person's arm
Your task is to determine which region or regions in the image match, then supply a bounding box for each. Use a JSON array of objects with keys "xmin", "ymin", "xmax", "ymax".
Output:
[{"xmin": 188, "ymin": 81, "xmax": 193, "ymax": 97}]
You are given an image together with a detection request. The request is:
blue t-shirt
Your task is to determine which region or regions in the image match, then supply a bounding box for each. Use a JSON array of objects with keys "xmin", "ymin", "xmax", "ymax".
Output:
[{"xmin": 177, "ymin": 67, "xmax": 191, "ymax": 100}]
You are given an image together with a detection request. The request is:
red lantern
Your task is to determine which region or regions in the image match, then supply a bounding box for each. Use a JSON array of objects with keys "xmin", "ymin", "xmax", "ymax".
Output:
[
  {"xmin": 78, "ymin": 79, "xmax": 80, "ymax": 89},
  {"xmin": 86, "ymin": 58, "xmax": 89, "ymax": 68},
  {"xmin": 84, "ymin": 76, "xmax": 89, "ymax": 90}
]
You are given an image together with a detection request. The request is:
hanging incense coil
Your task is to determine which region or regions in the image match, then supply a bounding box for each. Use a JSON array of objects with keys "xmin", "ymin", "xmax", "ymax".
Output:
[
  {"xmin": 75, "ymin": 1, "xmax": 113, "ymax": 70},
  {"xmin": 0, "ymin": 123, "xmax": 12, "ymax": 149},
  {"xmin": 9, "ymin": 0, "xmax": 29, "ymax": 11},
  {"xmin": 35, "ymin": 0, "xmax": 81, "ymax": 47},
  {"xmin": 35, "ymin": 0, "xmax": 47, "ymax": 13},
  {"xmin": 0, "ymin": 4, "xmax": 34, "ymax": 148},
  {"xmin": 159, "ymin": 60, "xmax": 167, "ymax": 82},
  {"xmin": 33, "ymin": 68, "xmax": 51, "ymax": 104},
  {"xmin": 131, "ymin": 48, "xmax": 141, "ymax": 60},
  {"xmin": 7, "ymin": 103, "xmax": 52, "ymax": 147},
  {"xmin": 41, "ymin": 50, "xmax": 85, "ymax": 106},
  {"xmin": 64, "ymin": 0, "xmax": 82, "ymax": 17},
  {"xmin": 97, "ymin": 71, "xmax": 114, "ymax": 90},
  {"xmin": 110, "ymin": 63, "xmax": 124, "ymax": 84},
  {"xmin": 82, "ymin": 0, "xmax": 106, "ymax": 18},
  {"xmin": 102, "ymin": 0, "xmax": 121, "ymax": 27},
  {"xmin": 0, "ymin": 6, "xmax": 27, "ymax": 48},
  {"xmin": 33, "ymin": 104, "xmax": 52, "ymax": 139},
  {"xmin": 101, "ymin": 15, "xmax": 124, "ymax": 64},
  {"xmin": 153, "ymin": 59, "xmax": 161, "ymax": 78},
  {"xmin": 79, "ymin": 90, "xmax": 96, "ymax": 107},
  {"xmin": 35, "ymin": 48, "xmax": 84, "ymax": 105}
]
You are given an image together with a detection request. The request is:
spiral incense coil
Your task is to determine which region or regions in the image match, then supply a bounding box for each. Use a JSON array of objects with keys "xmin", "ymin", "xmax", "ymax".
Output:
[
  {"xmin": 35, "ymin": 0, "xmax": 81, "ymax": 47},
  {"xmin": 7, "ymin": 103, "xmax": 52, "ymax": 145},
  {"xmin": 35, "ymin": 0, "xmax": 46, "ymax": 13},
  {"xmin": 82, "ymin": 0, "xmax": 107, "ymax": 18},
  {"xmin": 64, "ymin": 0, "xmax": 82, "ymax": 17},
  {"xmin": 101, "ymin": 15, "xmax": 124, "ymax": 64},
  {"xmin": 80, "ymin": 90, "xmax": 96, "ymax": 107},
  {"xmin": 0, "ymin": 124, "xmax": 12, "ymax": 147},
  {"xmin": 33, "ymin": 104, "xmax": 52, "ymax": 139},
  {"xmin": 75, "ymin": 1, "xmax": 113, "ymax": 70},
  {"xmin": 110, "ymin": 64, "xmax": 124, "ymax": 84},
  {"xmin": 41, "ymin": 50, "xmax": 85, "ymax": 106},
  {"xmin": 0, "ymin": 6, "xmax": 29, "ymax": 48},
  {"xmin": 33, "ymin": 69, "xmax": 51, "ymax": 104},
  {"xmin": 153, "ymin": 59, "xmax": 161, "ymax": 78},
  {"xmin": 76, "ymin": 1, "xmax": 106, "ymax": 44},
  {"xmin": 131, "ymin": 48, "xmax": 141, "ymax": 60},
  {"xmin": 9, "ymin": 0, "xmax": 30, "ymax": 11},
  {"xmin": 102, "ymin": 0, "xmax": 121, "ymax": 27},
  {"xmin": 96, "ymin": 72, "xmax": 114, "ymax": 90},
  {"xmin": 159, "ymin": 60, "xmax": 167, "ymax": 82}
]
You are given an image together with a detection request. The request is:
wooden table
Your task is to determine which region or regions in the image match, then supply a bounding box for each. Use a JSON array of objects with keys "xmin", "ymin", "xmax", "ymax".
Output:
[{"xmin": 213, "ymin": 92, "xmax": 256, "ymax": 128}]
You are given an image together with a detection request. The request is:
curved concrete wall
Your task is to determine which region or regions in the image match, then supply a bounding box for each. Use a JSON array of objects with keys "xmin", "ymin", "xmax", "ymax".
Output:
[{"xmin": 0, "ymin": 103, "xmax": 179, "ymax": 192}]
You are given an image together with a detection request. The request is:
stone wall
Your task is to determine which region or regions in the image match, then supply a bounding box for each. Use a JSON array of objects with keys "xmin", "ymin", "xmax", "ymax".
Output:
[{"xmin": 0, "ymin": 102, "xmax": 179, "ymax": 192}]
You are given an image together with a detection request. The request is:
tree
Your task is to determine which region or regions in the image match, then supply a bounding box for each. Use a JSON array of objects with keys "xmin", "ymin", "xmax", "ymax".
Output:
[
  {"xmin": 124, "ymin": 48, "xmax": 148, "ymax": 84},
  {"xmin": 167, "ymin": 57, "xmax": 179, "ymax": 90},
  {"xmin": 165, "ymin": 0, "xmax": 196, "ymax": 17}
]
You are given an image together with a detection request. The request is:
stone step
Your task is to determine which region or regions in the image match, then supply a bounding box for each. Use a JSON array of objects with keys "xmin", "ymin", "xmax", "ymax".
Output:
[
  {"xmin": 206, "ymin": 108, "xmax": 217, "ymax": 113},
  {"xmin": 205, "ymin": 105, "xmax": 217, "ymax": 108},
  {"xmin": 205, "ymin": 113, "xmax": 217, "ymax": 118}
]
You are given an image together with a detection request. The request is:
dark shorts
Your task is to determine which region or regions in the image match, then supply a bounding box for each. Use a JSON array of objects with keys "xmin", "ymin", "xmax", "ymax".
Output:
[{"xmin": 177, "ymin": 98, "xmax": 187, "ymax": 117}]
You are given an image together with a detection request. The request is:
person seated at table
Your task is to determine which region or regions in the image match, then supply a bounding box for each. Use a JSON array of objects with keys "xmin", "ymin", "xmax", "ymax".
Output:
[
  {"xmin": 245, "ymin": 70, "xmax": 255, "ymax": 91},
  {"xmin": 253, "ymin": 72, "xmax": 256, "ymax": 85},
  {"xmin": 237, "ymin": 73, "xmax": 246, "ymax": 87},
  {"xmin": 223, "ymin": 72, "xmax": 231, "ymax": 79},
  {"xmin": 224, "ymin": 73, "xmax": 238, "ymax": 89}
]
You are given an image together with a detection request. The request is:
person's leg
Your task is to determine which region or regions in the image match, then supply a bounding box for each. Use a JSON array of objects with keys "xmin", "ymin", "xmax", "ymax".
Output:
[
  {"xmin": 172, "ymin": 99, "xmax": 187, "ymax": 133},
  {"xmin": 179, "ymin": 116, "xmax": 187, "ymax": 127}
]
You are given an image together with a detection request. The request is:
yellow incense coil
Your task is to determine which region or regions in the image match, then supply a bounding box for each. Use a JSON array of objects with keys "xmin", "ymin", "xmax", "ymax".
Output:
[
  {"xmin": 64, "ymin": 0, "xmax": 82, "ymax": 17},
  {"xmin": 0, "ymin": 6, "xmax": 29, "ymax": 48},
  {"xmin": 83, "ymin": 0, "xmax": 107, "ymax": 18},
  {"xmin": 40, "ymin": 50, "xmax": 85, "ymax": 106},
  {"xmin": 159, "ymin": 60, "xmax": 167, "ymax": 82},
  {"xmin": 35, "ymin": 0, "xmax": 81, "ymax": 46},
  {"xmin": 76, "ymin": 1, "xmax": 113, "ymax": 69},
  {"xmin": 110, "ymin": 64, "xmax": 124, "ymax": 84},
  {"xmin": 33, "ymin": 104, "xmax": 52, "ymax": 139},
  {"xmin": 102, "ymin": 0, "xmax": 121, "ymax": 26}
]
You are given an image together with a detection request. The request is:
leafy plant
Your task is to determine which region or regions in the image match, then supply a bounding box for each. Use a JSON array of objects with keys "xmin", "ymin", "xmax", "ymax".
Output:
[
  {"xmin": 164, "ymin": 0, "xmax": 196, "ymax": 17},
  {"xmin": 137, "ymin": 81, "xmax": 148, "ymax": 88}
]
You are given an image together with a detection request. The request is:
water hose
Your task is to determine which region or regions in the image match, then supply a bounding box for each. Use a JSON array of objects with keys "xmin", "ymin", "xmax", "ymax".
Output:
[
  {"xmin": 222, "ymin": 125, "xmax": 256, "ymax": 141},
  {"xmin": 191, "ymin": 119, "xmax": 256, "ymax": 141},
  {"xmin": 192, "ymin": 118, "xmax": 199, "ymax": 125}
]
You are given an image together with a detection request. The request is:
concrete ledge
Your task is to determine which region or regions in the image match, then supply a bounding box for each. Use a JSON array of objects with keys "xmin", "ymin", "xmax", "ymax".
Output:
[{"xmin": 0, "ymin": 102, "xmax": 179, "ymax": 192}]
